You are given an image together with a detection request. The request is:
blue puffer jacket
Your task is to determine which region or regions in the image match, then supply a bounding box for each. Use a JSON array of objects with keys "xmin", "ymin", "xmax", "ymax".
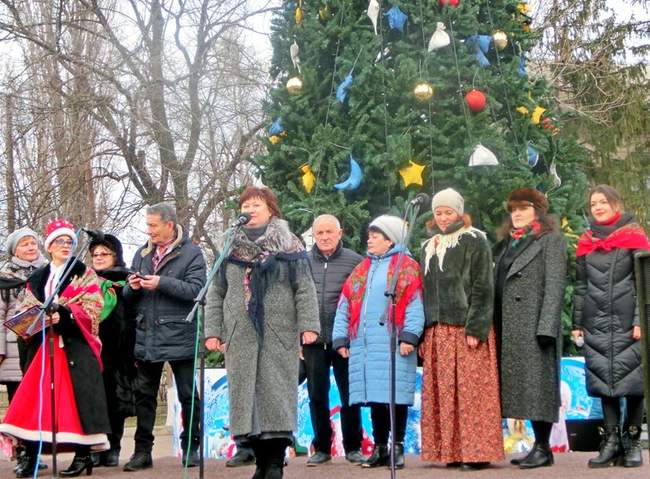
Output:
[{"xmin": 332, "ymin": 246, "xmax": 424, "ymax": 406}]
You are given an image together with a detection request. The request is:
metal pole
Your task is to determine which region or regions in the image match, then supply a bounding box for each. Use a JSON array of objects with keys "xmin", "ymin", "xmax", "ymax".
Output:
[
  {"xmin": 634, "ymin": 252, "xmax": 650, "ymax": 458},
  {"xmin": 49, "ymin": 327, "xmax": 57, "ymax": 477}
]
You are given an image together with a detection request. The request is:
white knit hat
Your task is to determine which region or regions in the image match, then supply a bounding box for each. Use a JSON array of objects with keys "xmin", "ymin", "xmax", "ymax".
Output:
[
  {"xmin": 44, "ymin": 219, "xmax": 76, "ymax": 251},
  {"xmin": 369, "ymin": 215, "xmax": 407, "ymax": 245},
  {"xmin": 431, "ymin": 188, "xmax": 464, "ymax": 215},
  {"xmin": 6, "ymin": 227, "xmax": 40, "ymax": 256}
]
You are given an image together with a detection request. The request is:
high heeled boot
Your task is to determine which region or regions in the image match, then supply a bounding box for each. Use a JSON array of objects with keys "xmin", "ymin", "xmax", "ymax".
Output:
[
  {"xmin": 60, "ymin": 454, "xmax": 93, "ymax": 477},
  {"xmin": 588, "ymin": 425, "xmax": 623, "ymax": 468},
  {"xmin": 622, "ymin": 425, "xmax": 643, "ymax": 468},
  {"xmin": 361, "ymin": 444, "xmax": 389, "ymax": 468}
]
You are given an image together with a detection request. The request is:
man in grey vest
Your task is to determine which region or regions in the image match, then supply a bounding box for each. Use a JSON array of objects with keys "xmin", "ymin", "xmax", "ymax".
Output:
[{"xmin": 305, "ymin": 215, "xmax": 364, "ymax": 465}]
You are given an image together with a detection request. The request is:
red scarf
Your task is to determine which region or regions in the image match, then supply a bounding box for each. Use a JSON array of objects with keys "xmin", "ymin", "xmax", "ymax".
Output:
[
  {"xmin": 340, "ymin": 254, "xmax": 422, "ymax": 338},
  {"xmin": 576, "ymin": 220, "xmax": 650, "ymax": 257},
  {"xmin": 510, "ymin": 220, "xmax": 541, "ymax": 242}
]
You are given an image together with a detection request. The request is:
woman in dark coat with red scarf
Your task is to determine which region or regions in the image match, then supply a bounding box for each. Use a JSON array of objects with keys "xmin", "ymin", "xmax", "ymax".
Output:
[{"xmin": 572, "ymin": 185, "xmax": 650, "ymax": 469}]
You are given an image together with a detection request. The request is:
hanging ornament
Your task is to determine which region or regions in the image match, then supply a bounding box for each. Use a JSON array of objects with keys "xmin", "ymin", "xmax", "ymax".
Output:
[
  {"xmin": 367, "ymin": 0, "xmax": 380, "ymax": 35},
  {"xmin": 414, "ymin": 82, "xmax": 434, "ymax": 102},
  {"xmin": 517, "ymin": 56, "xmax": 528, "ymax": 77},
  {"xmin": 549, "ymin": 160, "xmax": 561, "ymax": 189},
  {"xmin": 319, "ymin": 4, "xmax": 331, "ymax": 21},
  {"xmin": 428, "ymin": 22, "xmax": 451, "ymax": 51},
  {"xmin": 464, "ymin": 89, "xmax": 487, "ymax": 112},
  {"xmin": 336, "ymin": 73, "xmax": 354, "ymax": 104},
  {"xmin": 334, "ymin": 155, "xmax": 363, "ymax": 191},
  {"xmin": 542, "ymin": 117, "xmax": 560, "ymax": 135},
  {"xmin": 300, "ymin": 163, "xmax": 316, "ymax": 193},
  {"xmin": 295, "ymin": 4, "xmax": 303, "ymax": 25},
  {"xmin": 385, "ymin": 5, "xmax": 407, "ymax": 33},
  {"xmin": 290, "ymin": 40, "xmax": 301, "ymax": 73},
  {"xmin": 268, "ymin": 118, "xmax": 285, "ymax": 136},
  {"xmin": 527, "ymin": 144, "xmax": 539, "ymax": 167},
  {"xmin": 286, "ymin": 76, "xmax": 303, "ymax": 95},
  {"xmin": 516, "ymin": 106, "xmax": 529, "ymax": 115},
  {"xmin": 439, "ymin": 0, "xmax": 460, "ymax": 7},
  {"xmin": 466, "ymin": 35, "xmax": 492, "ymax": 67},
  {"xmin": 399, "ymin": 160, "xmax": 426, "ymax": 188},
  {"xmin": 374, "ymin": 47, "xmax": 392, "ymax": 63},
  {"xmin": 468, "ymin": 144, "xmax": 499, "ymax": 166},
  {"xmin": 269, "ymin": 135, "xmax": 281, "ymax": 145},
  {"xmin": 531, "ymin": 105, "xmax": 546, "ymax": 124},
  {"xmin": 492, "ymin": 30, "xmax": 508, "ymax": 50}
]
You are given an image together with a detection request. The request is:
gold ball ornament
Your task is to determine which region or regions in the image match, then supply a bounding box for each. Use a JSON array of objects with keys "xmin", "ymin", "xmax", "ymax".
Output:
[
  {"xmin": 492, "ymin": 30, "xmax": 508, "ymax": 50},
  {"xmin": 286, "ymin": 76, "xmax": 303, "ymax": 95},
  {"xmin": 414, "ymin": 82, "xmax": 434, "ymax": 102},
  {"xmin": 269, "ymin": 135, "xmax": 281, "ymax": 145}
]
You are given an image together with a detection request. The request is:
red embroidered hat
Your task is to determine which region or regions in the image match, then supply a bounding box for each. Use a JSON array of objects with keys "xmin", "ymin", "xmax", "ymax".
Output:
[{"xmin": 44, "ymin": 219, "xmax": 76, "ymax": 250}]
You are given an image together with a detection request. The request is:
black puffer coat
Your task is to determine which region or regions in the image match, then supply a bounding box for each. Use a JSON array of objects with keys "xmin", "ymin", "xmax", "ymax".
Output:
[
  {"xmin": 573, "ymin": 213, "xmax": 647, "ymax": 397},
  {"xmin": 308, "ymin": 243, "xmax": 362, "ymax": 344}
]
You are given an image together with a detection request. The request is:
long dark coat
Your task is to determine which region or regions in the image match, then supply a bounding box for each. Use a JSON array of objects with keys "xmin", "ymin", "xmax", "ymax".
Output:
[
  {"xmin": 494, "ymin": 232, "xmax": 567, "ymax": 423},
  {"xmin": 572, "ymin": 213, "xmax": 647, "ymax": 397}
]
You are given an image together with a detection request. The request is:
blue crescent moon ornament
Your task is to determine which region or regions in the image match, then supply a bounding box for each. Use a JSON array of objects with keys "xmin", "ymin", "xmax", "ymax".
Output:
[
  {"xmin": 336, "ymin": 73, "xmax": 354, "ymax": 104},
  {"xmin": 334, "ymin": 155, "xmax": 363, "ymax": 191},
  {"xmin": 527, "ymin": 144, "xmax": 539, "ymax": 167},
  {"xmin": 385, "ymin": 5, "xmax": 408, "ymax": 33},
  {"xmin": 466, "ymin": 35, "xmax": 492, "ymax": 67},
  {"xmin": 518, "ymin": 56, "xmax": 528, "ymax": 77},
  {"xmin": 268, "ymin": 118, "xmax": 285, "ymax": 136}
]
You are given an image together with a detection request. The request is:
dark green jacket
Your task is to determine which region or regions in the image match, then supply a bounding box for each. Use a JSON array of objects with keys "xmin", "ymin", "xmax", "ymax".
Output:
[{"xmin": 420, "ymin": 229, "xmax": 494, "ymax": 341}]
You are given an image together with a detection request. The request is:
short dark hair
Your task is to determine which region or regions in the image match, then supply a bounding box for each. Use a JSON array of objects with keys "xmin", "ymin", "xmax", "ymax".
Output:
[{"xmin": 239, "ymin": 186, "xmax": 281, "ymax": 218}]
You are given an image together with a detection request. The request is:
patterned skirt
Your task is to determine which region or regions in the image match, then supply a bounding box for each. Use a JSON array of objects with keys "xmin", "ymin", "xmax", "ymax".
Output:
[{"xmin": 420, "ymin": 323, "xmax": 504, "ymax": 463}]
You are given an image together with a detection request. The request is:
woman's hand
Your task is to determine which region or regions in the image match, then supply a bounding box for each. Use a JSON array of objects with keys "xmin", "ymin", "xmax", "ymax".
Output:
[
  {"xmin": 302, "ymin": 331, "xmax": 318, "ymax": 345},
  {"xmin": 337, "ymin": 347, "xmax": 349, "ymax": 358},
  {"xmin": 632, "ymin": 326, "xmax": 641, "ymax": 341},
  {"xmin": 49, "ymin": 311, "xmax": 60, "ymax": 324},
  {"xmin": 205, "ymin": 337, "xmax": 225, "ymax": 353},
  {"xmin": 399, "ymin": 343, "xmax": 415, "ymax": 356},
  {"xmin": 466, "ymin": 335, "xmax": 480, "ymax": 349}
]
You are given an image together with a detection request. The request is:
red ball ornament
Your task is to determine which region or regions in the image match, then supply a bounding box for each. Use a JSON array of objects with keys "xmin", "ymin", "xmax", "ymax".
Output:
[
  {"xmin": 439, "ymin": 0, "xmax": 460, "ymax": 7},
  {"xmin": 465, "ymin": 89, "xmax": 487, "ymax": 112}
]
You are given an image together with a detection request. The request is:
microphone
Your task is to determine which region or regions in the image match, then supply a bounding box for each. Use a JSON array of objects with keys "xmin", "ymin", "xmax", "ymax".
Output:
[
  {"xmin": 83, "ymin": 228, "xmax": 105, "ymax": 242},
  {"xmin": 410, "ymin": 192, "xmax": 430, "ymax": 207},
  {"xmin": 230, "ymin": 212, "xmax": 252, "ymax": 228}
]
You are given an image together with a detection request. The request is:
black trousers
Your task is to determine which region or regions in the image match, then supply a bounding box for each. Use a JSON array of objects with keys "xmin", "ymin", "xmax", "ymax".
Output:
[
  {"xmin": 303, "ymin": 343, "xmax": 362, "ymax": 454},
  {"xmin": 370, "ymin": 403, "xmax": 408, "ymax": 445},
  {"xmin": 133, "ymin": 359, "xmax": 200, "ymax": 453}
]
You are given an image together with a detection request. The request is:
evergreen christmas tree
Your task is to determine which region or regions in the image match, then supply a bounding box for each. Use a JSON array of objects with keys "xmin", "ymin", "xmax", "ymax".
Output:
[{"xmin": 256, "ymin": 0, "xmax": 588, "ymax": 254}]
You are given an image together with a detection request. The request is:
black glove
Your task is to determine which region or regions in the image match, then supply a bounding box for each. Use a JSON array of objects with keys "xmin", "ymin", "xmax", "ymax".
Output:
[
  {"xmin": 45, "ymin": 303, "xmax": 71, "ymax": 317},
  {"xmin": 537, "ymin": 335, "xmax": 555, "ymax": 348}
]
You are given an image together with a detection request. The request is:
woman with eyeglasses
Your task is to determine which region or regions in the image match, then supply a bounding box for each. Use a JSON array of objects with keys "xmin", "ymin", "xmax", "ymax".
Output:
[
  {"xmin": 87, "ymin": 234, "xmax": 136, "ymax": 468},
  {"xmin": 0, "ymin": 220, "xmax": 110, "ymax": 478}
]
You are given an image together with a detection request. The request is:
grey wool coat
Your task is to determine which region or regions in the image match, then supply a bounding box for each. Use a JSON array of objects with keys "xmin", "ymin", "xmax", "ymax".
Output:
[
  {"xmin": 204, "ymin": 218, "xmax": 320, "ymax": 437},
  {"xmin": 494, "ymin": 231, "xmax": 567, "ymax": 423}
]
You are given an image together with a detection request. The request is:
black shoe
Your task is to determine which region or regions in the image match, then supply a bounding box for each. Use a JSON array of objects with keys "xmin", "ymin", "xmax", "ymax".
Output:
[
  {"xmin": 182, "ymin": 449, "xmax": 200, "ymax": 468},
  {"xmin": 518, "ymin": 443, "xmax": 554, "ymax": 469},
  {"xmin": 226, "ymin": 447, "xmax": 255, "ymax": 467},
  {"xmin": 460, "ymin": 462, "xmax": 490, "ymax": 470},
  {"xmin": 265, "ymin": 464, "xmax": 284, "ymax": 479},
  {"xmin": 345, "ymin": 450, "xmax": 365, "ymax": 464},
  {"xmin": 60, "ymin": 455, "xmax": 93, "ymax": 477},
  {"xmin": 446, "ymin": 462, "xmax": 462, "ymax": 468},
  {"xmin": 14, "ymin": 455, "xmax": 37, "ymax": 478},
  {"xmin": 622, "ymin": 425, "xmax": 643, "ymax": 468},
  {"xmin": 588, "ymin": 426, "xmax": 623, "ymax": 468},
  {"xmin": 390, "ymin": 443, "xmax": 405, "ymax": 469},
  {"xmin": 123, "ymin": 452, "xmax": 153, "ymax": 472},
  {"xmin": 101, "ymin": 449, "xmax": 120, "ymax": 467},
  {"xmin": 510, "ymin": 446, "xmax": 535, "ymax": 465},
  {"xmin": 361, "ymin": 444, "xmax": 389, "ymax": 468},
  {"xmin": 91, "ymin": 453, "xmax": 101, "ymax": 467},
  {"xmin": 306, "ymin": 451, "xmax": 332, "ymax": 466}
]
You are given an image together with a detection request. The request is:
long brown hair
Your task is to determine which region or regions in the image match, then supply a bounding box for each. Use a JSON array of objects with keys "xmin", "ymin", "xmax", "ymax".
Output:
[{"xmin": 588, "ymin": 184, "xmax": 623, "ymax": 212}]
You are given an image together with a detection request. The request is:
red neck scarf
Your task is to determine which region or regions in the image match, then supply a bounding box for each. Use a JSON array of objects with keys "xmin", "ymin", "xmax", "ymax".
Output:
[
  {"xmin": 340, "ymin": 254, "xmax": 422, "ymax": 338},
  {"xmin": 510, "ymin": 221, "xmax": 541, "ymax": 245},
  {"xmin": 594, "ymin": 211, "xmax": 621, "ymax": 226},
  {"xmin": 577, "ymin": 219, "xmax": 650, "ymax": 257}
]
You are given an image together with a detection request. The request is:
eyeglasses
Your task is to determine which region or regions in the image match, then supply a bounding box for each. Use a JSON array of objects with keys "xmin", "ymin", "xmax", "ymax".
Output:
[
  {"xmin": 91, "ymin": 252, "xmax": 115, "ymax": 258},
  {"xmin": 52, "ymin": 239, "xmax": 73, "ymax": 247}
]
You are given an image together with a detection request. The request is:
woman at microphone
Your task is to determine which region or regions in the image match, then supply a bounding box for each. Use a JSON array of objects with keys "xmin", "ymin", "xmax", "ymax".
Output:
[{"xmin": 204, "ymin": 186, "xmax": 320, "ymax": 479}]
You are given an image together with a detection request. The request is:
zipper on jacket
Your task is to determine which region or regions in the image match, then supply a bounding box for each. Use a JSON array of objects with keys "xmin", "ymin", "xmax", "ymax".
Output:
[
  {"xmin": 607, "ymin": 249, "xmax": 619, "ymax": 395},
  {"xmin": 361, "ymin": 258, "xmax": 379, "ymax": 402},
  {"xmin": 321, "ymin": 259, "xmax": 329, "ymax": 343}
]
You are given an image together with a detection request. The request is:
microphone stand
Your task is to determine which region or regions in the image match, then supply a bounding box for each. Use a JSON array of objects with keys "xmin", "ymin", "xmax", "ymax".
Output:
[
  {"xmin": 32, "ymin": 232, "xmax": 92, "ymax": 477},
  {"xmin": 183, "ymin": 221, "xmax": 244, "ymax": 479},
  {"xmin": 380, "ymin": 200, "xmax": 423, "ymax": 479}
]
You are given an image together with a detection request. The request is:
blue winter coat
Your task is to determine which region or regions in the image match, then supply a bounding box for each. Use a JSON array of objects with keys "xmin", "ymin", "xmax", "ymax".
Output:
[{"xmin": 332, "ymin": 246, "xmax": 424, "ymax": 406}]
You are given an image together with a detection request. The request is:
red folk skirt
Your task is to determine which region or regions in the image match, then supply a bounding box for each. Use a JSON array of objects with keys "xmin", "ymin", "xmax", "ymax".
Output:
[
  {"xmin": 421, "ymin": 324, "xmax": 505, "ymax": 463},
  {"xmin": 0, "ymin": 334, "xmax": 109, "ymax": 449}
]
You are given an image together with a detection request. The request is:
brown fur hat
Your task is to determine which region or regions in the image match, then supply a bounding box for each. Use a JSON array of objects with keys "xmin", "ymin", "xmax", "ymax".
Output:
[{"xmin": 506, "ymin": 187, "xmax": 548, "ymax": 213}]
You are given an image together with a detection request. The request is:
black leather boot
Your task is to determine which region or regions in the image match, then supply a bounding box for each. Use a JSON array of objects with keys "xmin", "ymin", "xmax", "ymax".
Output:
[
  {"xmin": 622, "ymin": 425, "xmax": 643, "ymax": 468},
  {"xmin": 250, "ymin": 445, "xmax": 265, "ymax": 479},
  {"xmin": 263, "ymin": 439, "xmax": 288, "ymax": 479},
  {"xmin": 101, "ymin": 448, "xmax": 120, "ymax": 467},
  {"xmin": 14, "ymin": 454, "xmax": 37, "ymax": 478},
  {"xmin": 518, "ymin": 443, "xmax": 554, "ymax": 469},
  {"xmin": 362, "ymin": 444, "xmax": 389, "ymax": 468},
  {"xmin": 393, "ymin": 443, "xmax": 405, "ymax": 469},
  {"xmin": 510, "ymin": 446, "xmax": 535, "ymax": 465},
  {"xmin": 588, "ymin": 425, "xmax": 623, "ymax": 468},
  {"xmin": 60, "ymin": 455, "xmax": 93, "ymax": 477}
]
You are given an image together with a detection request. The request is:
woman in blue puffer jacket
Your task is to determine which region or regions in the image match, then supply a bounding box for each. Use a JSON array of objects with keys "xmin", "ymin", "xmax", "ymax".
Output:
[{"xmin": 333, "ymin": 215, "xmax": 424, "ymax": 469}]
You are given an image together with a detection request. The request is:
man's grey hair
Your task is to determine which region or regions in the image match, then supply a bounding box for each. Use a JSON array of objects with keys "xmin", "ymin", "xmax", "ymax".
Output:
[
  {"xmin": 312, "ymin": 214, "xmax": 341, "ymax": 230},
  {"xmin": 146, "ymin": 202, "xmax": 178, "ymax": 225}
]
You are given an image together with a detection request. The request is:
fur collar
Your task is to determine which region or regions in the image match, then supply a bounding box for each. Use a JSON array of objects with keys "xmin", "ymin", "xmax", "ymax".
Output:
[
  {"xmin": 230, "ymin": 217, "xmax": 304, "ymax": 263},
  {"xmin": 423, "ymin": 226, "xmax": 486, "ymax": 274},
  {"xmin": 140, "ymin": 224, "xmax": 184, "ymax": 257}
]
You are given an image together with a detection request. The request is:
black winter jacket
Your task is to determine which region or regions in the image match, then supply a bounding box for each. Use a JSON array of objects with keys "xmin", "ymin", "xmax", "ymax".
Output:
[
  {"xmin": 573, "ymin": 213, "xmax": 647, "ymax": 397},
  {"xmin": 124, "ymin": 226, "xmax": 206, "ymax": 362},
  {"xmin": 308, "ymin": 244, "xmax": 362, "ymax": 344}
]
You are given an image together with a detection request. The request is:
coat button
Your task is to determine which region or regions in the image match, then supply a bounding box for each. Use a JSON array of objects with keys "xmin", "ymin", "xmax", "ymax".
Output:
[
  {"xmin": 516, "ymin": 272, "xmax": 523, "ymax": 278},
  {"xmin": 515, "ymin": 296, "xmax": 522, "ymax": 302},
  {"xmin": 69, "ymin": 360, "xmax": 75, "ymax": 366}
]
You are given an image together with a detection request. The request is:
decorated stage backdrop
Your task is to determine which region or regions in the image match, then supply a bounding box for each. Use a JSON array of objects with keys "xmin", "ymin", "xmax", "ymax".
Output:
[{"xmin": 170, "ymin": 358, "xmax": 601, "ymax": 459}]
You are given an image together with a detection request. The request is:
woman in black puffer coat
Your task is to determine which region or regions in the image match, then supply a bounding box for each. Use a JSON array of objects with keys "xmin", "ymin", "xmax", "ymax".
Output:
[{"xmin": 572, "ymin": 185, "xmax": 650, "ymax": 469}]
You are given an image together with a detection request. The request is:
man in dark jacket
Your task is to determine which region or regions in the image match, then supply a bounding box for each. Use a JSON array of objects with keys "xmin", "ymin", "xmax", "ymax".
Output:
[
  {"xmin": 305, "ymin": 215, "xmax": 364, "ymax": 465},
  {"xmin": 122, "ymin": 203, "xmax": 206, "ymax": 472}
]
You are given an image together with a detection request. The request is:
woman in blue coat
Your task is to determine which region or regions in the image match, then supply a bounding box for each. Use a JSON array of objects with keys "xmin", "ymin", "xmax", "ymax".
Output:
[{"xmin": 333, "ymin": 215, "xmax": 424, "ymax": 469}]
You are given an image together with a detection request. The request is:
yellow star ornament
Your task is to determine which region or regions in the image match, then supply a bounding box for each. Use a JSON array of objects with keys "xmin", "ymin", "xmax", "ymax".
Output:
[
  {"xmin": 399, "ymin": 160, "xmax": 426, "ymax": 188},
  {"xmin": 300, "ymin": 163, "xmax": 316, "ymax": 193},
  {"xmin": 531, "ymin": 105, "xmax": 546, "ymax": 124}
]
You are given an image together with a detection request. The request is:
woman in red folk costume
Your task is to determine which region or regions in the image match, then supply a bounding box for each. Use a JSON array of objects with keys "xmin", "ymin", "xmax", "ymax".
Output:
[
  {"xmin": 572, "ymin": 185, "xmax": 650, "ymax": 469},
  {"xmin": 0, "ymin": 220, "xmax": 110, "ymax": 478}
]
